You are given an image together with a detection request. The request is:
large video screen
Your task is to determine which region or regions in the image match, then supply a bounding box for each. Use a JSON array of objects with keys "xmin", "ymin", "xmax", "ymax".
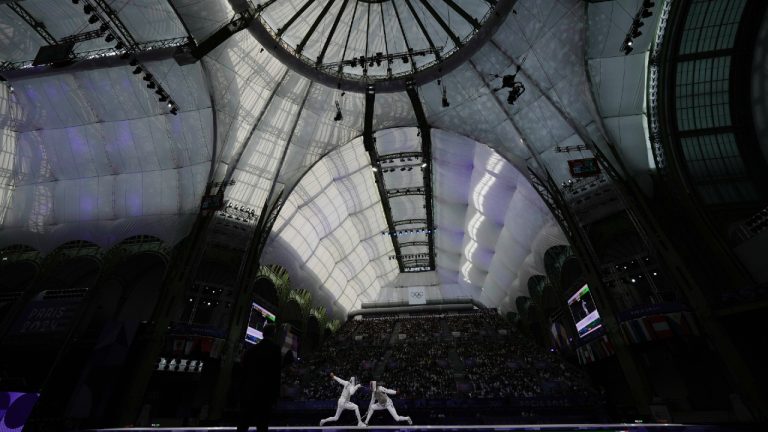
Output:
[
  {"xmin": 245, "ymin": 303, "xmax": 276, "ymax": 345},
  {"xmin": 567, "ymin": 284, "xmax": 602, "ymax": 338}
]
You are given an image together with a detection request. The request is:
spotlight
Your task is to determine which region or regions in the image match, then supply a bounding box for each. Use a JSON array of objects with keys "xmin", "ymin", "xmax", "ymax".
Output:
[
  {"xmin": 88, "ymin": 14, "xmax": 99, "ymax": 24},
  {"xmin": 115, "ymin": 41, "xmax": 125, "ymax": 50},
  {"xmin": 147, "ymin": 82, "xmax": 156, "ymax": 89},
  {"xmin": 120, "ymin": 51, "xmax": 131, "ymax": 60},
  {"xmin": 333, "ymin": 100, "xmax": 342, "ymax": 122},
  {"xmin": 105, "ymin": 34, "xmax": 115, "ymax": 43},
  {"xmin": 372, "ymin": 166, "xmax": 378, "ymax": 172},
  {"xmin": 155, "ymin": 88, "xmax": 164, "ymax": 96},
  {"xmin": 72, "ymin": 0, "xmax": 80, "ymax": 4},
  {"xmin": 132, "ymin": 66, "xmax": 142, "ymax": 74},
  {"xmin": 142, "ymin": 73, "xmax": 153, "ymax": 81},
  {"xmin": 643, "ymin": 0, "xmax": 655, "ymax": 7},
  {"xmin": 129, "ymin": 59, "xmax": 139, "ymax": 66},
  {"xmin": 100, "ymin": 23, "xmax": 109, "ymax": 33},
  {"xmin": 422, "ymin": 162, "xmax": 427, "ymax": 168},
  {"xmin": 641, "ymin": 8, "xmax": 653, "ymax": 18},
  {"xmin": 83, "ymin": 4, "xmax": 94, "ymax": 14},
  {"xmin": 170, "ymin": 106, "xmax": 178, "ymax": 115},
  {"xmin": 621, "ymin": 38, "xmax": 634, "ymax": 54},
  {"xmin": 159, "ymin": 94, "xmax": 168, "ymax": 102}
]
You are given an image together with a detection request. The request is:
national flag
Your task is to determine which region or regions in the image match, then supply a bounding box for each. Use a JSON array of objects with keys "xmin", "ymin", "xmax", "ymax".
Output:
[
  {"xmin": 629, "ymin": 318, "xmax": 651, "ymax": 343},
  {"xmin": 646, "ymin": 315, "xmax": 673, "ymax": 339}
]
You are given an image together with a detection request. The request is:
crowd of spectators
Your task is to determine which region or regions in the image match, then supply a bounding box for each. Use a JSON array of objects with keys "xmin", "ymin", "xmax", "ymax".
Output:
[
  {"xmin": 397, "ymin": 317, "xmax": 443, "ymax": 343},
  {"xmin": 381, "ymin": 342, "xmax": 454, "ymax": 399},
  {"xmin": 332, "ymin": 320, "xmax": 360, "ymax": 341},
  {"xmin": 353, "ymin": 317, "xmax": 395, "ymax": 343},
  {"xmin": 284, "ymin": 344, "xmax": 387, "ymax": 400},
  {"xmin": 281, "ymin": 311, "xmax": 598, "ymax": 404}
]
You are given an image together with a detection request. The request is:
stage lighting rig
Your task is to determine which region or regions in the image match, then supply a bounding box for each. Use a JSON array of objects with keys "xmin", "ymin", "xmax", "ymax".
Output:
[{"xmin": 621, "ymin": 1, "xmax": 655, "ymax": 55}]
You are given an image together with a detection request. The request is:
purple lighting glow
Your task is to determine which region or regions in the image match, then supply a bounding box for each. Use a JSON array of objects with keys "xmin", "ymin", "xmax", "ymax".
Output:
[{"xmin": 0, "ymin": 392, "xmax": 39, "ymax": 432}]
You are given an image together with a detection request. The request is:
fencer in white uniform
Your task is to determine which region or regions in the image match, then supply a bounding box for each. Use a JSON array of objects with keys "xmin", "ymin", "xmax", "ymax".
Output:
[
  {"xmin": 319, "ymin": 373, "xmax": 365, "ymax": 426},
  {"xmin": 364, "ymin": 381, "xmax": 412, "ymax": 425}
]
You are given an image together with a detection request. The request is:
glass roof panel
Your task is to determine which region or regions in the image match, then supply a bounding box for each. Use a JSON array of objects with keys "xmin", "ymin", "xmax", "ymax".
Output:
[{"xmin": 254, "ymin": 0, "xmax": 497, "ymax": 82}]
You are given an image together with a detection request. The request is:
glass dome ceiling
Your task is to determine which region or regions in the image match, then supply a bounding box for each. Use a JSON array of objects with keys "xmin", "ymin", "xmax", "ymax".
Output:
[
  {"xmin": 252, "ymin": 0, "xmax": 507, "ymax": 86},
  {"xmin": 0, "ymin": 0, "xmax": 663, "ymax": 315}
]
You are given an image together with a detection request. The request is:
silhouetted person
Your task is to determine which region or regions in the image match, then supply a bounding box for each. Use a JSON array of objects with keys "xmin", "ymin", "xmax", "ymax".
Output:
[
  {"xmin": 238, "ymin": 324, "xmax": 281, "ymax": 432},
  {"xmin": 283, "ymin": 350, "xmax": 295, "ymax": 368}
]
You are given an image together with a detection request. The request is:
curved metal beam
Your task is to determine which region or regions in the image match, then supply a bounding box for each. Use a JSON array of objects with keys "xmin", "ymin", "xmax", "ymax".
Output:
[
  {"xmin": 403, "ymin": 0, "xmax": 441, "ymax": 60},
  {"xmin": 380, "ymin": 1, "xmax": 391, "ymax": 75},
  {"xmin": 317, "ymin": 0, "xmax": 350, "ymax": 64},
  {"xmin": 252, "ymin": 81, "xmax": 315, "ymax": 260},
  {"xmin": 390, "ymin": 0, "xmax": 417, "ymax": 73},
  {"xmin": 418, "ymin": 0, "xmax": 463, "ymax": 47},
  {"xmin": 277, "ymin": 0, "xmax": 317, "ymax": 37},
  {"xmin": 442, "ymin": 0, "xmax": 481, "ymax": 30},
  {"xmin": 406, "ymin": 82, "xmax": 436, "ymax": 270},
  {"xmin": 361, "ymin": 86, "xmax": 405, "ymax": 272},
  {"xmin": 297, "ymin": 0, "xmax": 338, "ymax": 54},
  {"xmin": 215, "ymin": 69, "xmax": 291, "ymax": 192},
  {"xmin": 338, "ymin": 0, "xmax": 360, "ymax": 71}
]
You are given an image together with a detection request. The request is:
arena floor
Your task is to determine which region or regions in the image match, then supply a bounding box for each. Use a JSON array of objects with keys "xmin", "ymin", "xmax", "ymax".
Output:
[{"xmin": 86, "ymin": 423, "xmax": 740, "ymax": 432}]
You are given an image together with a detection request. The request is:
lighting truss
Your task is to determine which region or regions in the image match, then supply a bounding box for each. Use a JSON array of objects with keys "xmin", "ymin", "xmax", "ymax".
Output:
[
  {"xmin": 386, "ymin": 187, "xmax": 426, "ymax": 198},
  {"xmin": 319, "ymin": 47, "xmax": 443, "ymax": 72},
  {"xmin": 59, "ymin": 30, "xmax": 106, "ymax": 44},
  {"xmin": 0, "ymin": 37, "xmax": 192, "ymax": 73},
  {"xmin": 621, "ymin": 1, "xmax": 655, "ymax": 54},
  {"xmin": 78, "ymin": 0, "xmax": 182, "ymax": 114}
]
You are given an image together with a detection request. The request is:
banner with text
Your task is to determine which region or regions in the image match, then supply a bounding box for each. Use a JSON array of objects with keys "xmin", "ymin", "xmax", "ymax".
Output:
[{"xmin": 9, "ymin": 298, "xmax": 81, "ymax": 336}]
